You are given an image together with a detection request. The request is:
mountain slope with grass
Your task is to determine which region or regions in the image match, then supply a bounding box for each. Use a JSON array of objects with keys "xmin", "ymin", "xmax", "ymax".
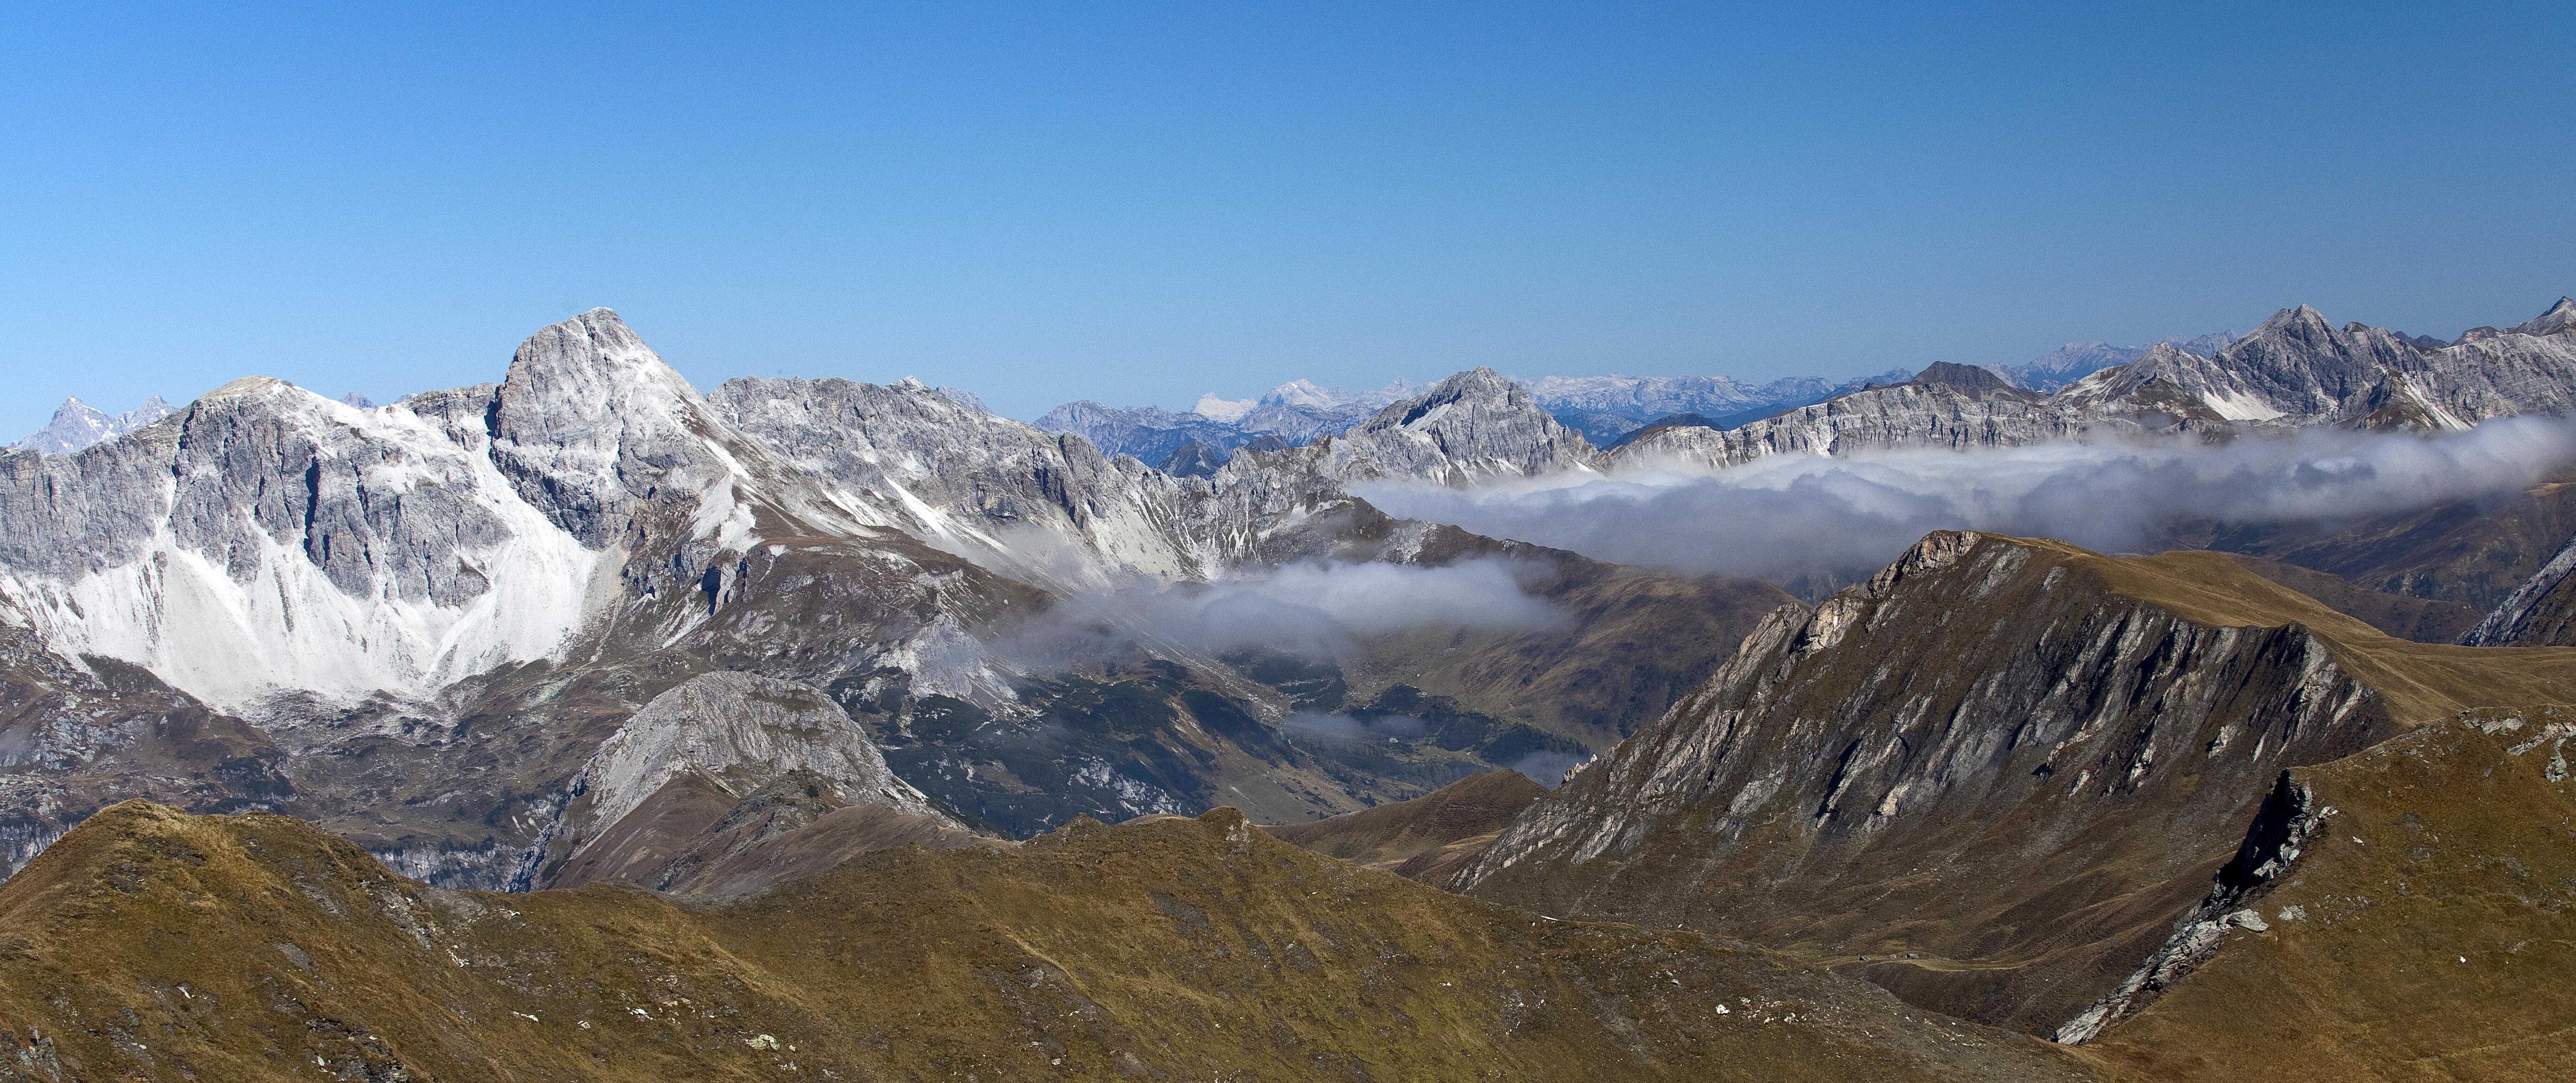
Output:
[{"xmin": 0, "ymin": 801, "xmax": 2094, "ymax": 1082}]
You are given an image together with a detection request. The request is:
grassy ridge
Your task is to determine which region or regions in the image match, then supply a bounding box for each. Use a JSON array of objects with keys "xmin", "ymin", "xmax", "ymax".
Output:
[{"xmin": 0, "ymin": 801, "xmax": 2091, "ymax": 1082}]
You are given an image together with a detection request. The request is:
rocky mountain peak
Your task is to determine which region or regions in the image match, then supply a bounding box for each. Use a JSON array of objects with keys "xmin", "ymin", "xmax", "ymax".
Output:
[
  {"xmin": 1313, "ymin": 367, "xmax": 1599, "ymax": 486},
  {"xmin": 1909, "ymin": 361, "xmax": 2021, "ymax": 399},
  {"xmin": 488, "ymin": 308, "xmax": 734, "ymax": 547},
  {"xmin": 2512, "ymin": 296, "xmax": 2576, "ymax": 338},
  {"xmin": 13, "ymin": 393, "xmax": 180, "ymax": 454},
  {"xmin": 501, "ymin": 308, "xmax": 699, "ymax": 407}
]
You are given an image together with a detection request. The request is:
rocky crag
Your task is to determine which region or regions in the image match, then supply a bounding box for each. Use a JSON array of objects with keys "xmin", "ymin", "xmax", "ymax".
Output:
[{"xmin": 1457, "ymin": 531, "xmax": 2576, "ymax": 1037}]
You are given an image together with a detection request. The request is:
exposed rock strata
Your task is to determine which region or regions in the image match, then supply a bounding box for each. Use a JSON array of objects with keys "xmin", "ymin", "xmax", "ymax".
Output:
[{"xmin": 1459, "ymin": 532, "xmax": 2576, "ymax": 1033}]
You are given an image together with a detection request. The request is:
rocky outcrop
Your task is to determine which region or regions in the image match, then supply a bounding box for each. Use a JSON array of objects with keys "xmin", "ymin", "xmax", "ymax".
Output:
[
  {"xmin": 519, "ymin": 672, "xmax": 951, "ymax": 891},
  {"xmin": 1457, "ymin": 532, "xmax": 2576, "ymax": 1034},
  {"xmin": 2051, "ymin": 772, "xmax": 2330, "ymax": 1043},
  {"xmin": 2074, "ymin": 713, "xmax": 2576, "ymax": 1078},
  {"xmin": 1618, "ymin": 377, "xmax": 2107, "ymax": 466},
  {"xmin": 1996, "ymin": 332, "xmax": 2239, "ymax": 394}
]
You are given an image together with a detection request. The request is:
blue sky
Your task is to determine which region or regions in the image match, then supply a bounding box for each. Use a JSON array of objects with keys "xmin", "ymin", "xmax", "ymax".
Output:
[{"xmin": 2, "ymin": 2, "xmax": 2569, "ymax": 435}]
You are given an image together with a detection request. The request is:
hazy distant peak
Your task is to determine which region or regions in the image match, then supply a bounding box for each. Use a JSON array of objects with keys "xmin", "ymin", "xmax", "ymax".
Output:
[
  {"xmin": 13, "ymin": 393, "xmax": 178, "ymax": 454},
  {"xmin": 936, "ymin": 386, "xmax": 992, "ymax": 414},
  {"xmin": 1191, "ymin": 392, "xmax": 1256, "ymax": 421},
  {"xmin": 1260, "ymin": 379, "xmax": 1346, "ymax": 409}
]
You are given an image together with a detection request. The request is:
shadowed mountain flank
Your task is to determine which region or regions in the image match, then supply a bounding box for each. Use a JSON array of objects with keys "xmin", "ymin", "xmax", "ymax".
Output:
[
  {"xmin": 1460, "ymin": 531, "xmax": 2576, "ymax": 1035},
  {"xmin": 2213, "ymin": 553, "xmax": 2480, "ymax": 643},
  {"xmin": 0, "ymin": 801, "xmax": 2095, "ymax": 1082},
  {"xmin": 1263, "ymin": 768, "xmax": 1547, "ymax": 886}
]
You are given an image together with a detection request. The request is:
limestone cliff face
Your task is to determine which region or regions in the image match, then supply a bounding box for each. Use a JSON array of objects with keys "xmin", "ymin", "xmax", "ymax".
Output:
[
  {"xmin": 1455, "ymin": 532, "xmax": 2536, "ymax": 1034},
  {"xmin": 1306, "ymin": 368, "xmax": 1604, "ymax": 487},
  {"xmin": 511, "ymin": 671, "xmax": 948, "ymax": 890}
]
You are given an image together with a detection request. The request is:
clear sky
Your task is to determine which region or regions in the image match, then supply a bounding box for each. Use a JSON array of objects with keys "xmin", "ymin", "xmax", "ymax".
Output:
[{"xmin": 2, "ymin": 2, "xmax": 2569, "ymax": 436}]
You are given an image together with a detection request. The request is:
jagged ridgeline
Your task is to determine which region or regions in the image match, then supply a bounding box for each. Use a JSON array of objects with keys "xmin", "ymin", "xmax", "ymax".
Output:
[
  {"xmin": 1452, "ymin": 531, "xmax": 2576, "ymax": 1078},
  {"xmin": 0, "ymin": 308, "xmax": 1788, "ymax": 890},
  {"xmin": 3, "ymin": 297, "xmax": 2576, "ymax": 1077}
]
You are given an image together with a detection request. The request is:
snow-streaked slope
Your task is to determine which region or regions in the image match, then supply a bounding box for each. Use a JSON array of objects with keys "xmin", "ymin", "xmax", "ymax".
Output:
[{"xmin": 0, "ymin": 379, "xmax": 601, "ymax": 710}]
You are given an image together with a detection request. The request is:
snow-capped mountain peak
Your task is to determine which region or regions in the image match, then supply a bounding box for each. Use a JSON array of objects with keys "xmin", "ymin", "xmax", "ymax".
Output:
[
  {"xmin": 1261, "ymin": 379, "xmax": 1346, "ymax": 410},
  {"xmin": 1192, "ymin": 393, "xmax": 1256, "ymax": 421}
]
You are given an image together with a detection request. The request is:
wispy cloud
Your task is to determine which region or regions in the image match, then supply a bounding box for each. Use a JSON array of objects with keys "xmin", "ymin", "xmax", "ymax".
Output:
[
  {"xmin": 1357, "ymin": 418, "xmax": 2576, "ymax": 584},
  {"xmin": 988, "ymin": 557, "xmax": 1562, "ymax": 667}
]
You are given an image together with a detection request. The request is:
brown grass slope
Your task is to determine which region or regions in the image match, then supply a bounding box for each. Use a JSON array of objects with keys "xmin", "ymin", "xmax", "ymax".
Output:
[
  {"xmin": 0, "ymin": 801, "xmax": 2097, "ymax": 1082},
  {"xmin": 1262, "ymin": 768, "xmax": 1547, "ymax": 886},
  {"xmin": 2213, "ymin": 554, "xmax": 2479, "ymax": 643},
  {"xmin": 2080, "ymin": 712, "xmax": 2576, "ymax": 1081},
  {"xmin": 1460, "ymin": 532, "xmax": 2576, "ymax": 1037},
  {"xmin": 552, "ymin": 768, "xmax": 990, "ymax": 897}
]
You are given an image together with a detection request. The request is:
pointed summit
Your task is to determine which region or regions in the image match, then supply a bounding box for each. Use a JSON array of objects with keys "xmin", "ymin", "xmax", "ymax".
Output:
[
  {"xmin": 2510, "ymin": 296, "xmax": 2576, "ymax": 338},
  {"xmin": 13, "ymin": 393, "xmax": 178, "ymax": 453},
  {"xmin": 487, "ymin": 308, "xmax": 731, "ymax": 545},
  {"xmin": 2250, "ymin": 304, "xmax": 2334, "ymax": 338}
]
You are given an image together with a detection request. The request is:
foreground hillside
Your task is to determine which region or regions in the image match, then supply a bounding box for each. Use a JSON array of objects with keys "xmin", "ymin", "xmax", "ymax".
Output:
[
  {"xmin": 0, "ymin": 801, "xmax": 2091, "ymax": 1082},
  {"xmin": 2076, "ymin": 713, "xmax": 2576, "ymax": 1080},
  {"xmin": 1460, "ymin": 532, "xmax": 2576, "ymax": 1038}
]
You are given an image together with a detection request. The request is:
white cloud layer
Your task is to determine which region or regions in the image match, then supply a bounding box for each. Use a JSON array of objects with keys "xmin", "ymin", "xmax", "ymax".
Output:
[
  {"xmin": 991, "ymin": 557, "xmax": 1561, "ymax": 666},
  {"xmin": 1356, "ymin": 419, "xmax": 2576, "ymax": 584}
]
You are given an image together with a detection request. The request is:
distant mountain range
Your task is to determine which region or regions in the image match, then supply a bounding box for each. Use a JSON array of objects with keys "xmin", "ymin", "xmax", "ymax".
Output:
[
  {"xmin": 5, "ymin": 327, "xmax": 2242, "ymax": 461},
  {"xmin": 1023, "ymin": 330, "xmax": 2253, "ymax": 469},
  {"xmin": 7, "ymin": 296, "xmax": 2576, "ymax": 1077}
]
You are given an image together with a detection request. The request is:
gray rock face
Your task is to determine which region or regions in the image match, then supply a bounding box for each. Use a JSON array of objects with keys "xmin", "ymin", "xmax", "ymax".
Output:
[
  {"xmin": 1517, "ymin": 370, "xmax": 1909, "ymax": 445},
  {"xmin": 1305, "ymin": 368, "xmax": 1604, "ymax": 486},
  {"xmin": 1459, "ymin": 532, "xmax": 2401, "ymax": 1033},
  {"xmin": 11, "ymin": 395, "xmax": 174, "ymax": 454},
  {"xmin": 510, "ymin": 670, "xmax": 945, "ymax": 889},
  {"xmin": 0, "ymin": 376, "xmax": 600, "ymax": 709},
  {"xmin": 1617, "ymin": 377, "xmax": 2108, "ymax": 467},
  {"xmin": 1032, "ymin": 379, "xmax": 1421, "ymax": 464},
  {"xmin": 711, "ymin": 375, "xmax": 1222, "ymax": 582},
  {"xmin": 1032, "ymin": 400, "xmax": 1265, "ymax": 467}
]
